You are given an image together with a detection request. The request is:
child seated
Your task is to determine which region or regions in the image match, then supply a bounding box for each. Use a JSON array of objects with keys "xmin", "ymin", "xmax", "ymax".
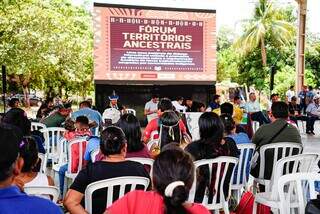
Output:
[{"xmin": 58, "ymin": 116, "xmax": 92, "ymax": 198}]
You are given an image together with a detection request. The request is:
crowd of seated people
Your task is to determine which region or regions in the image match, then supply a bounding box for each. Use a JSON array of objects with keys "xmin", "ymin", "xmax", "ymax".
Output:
[{"xmin": 1, "ymin": 90, "xmax": 314, "ymax": 214}]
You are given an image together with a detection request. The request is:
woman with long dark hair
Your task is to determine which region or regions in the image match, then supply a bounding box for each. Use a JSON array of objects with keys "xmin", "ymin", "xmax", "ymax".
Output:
[
  {"xmin": 185, "ymin": 112, "xmax": 239, "ymax": 202},
  {"xmin": 107, "ymin": 148, "xmax": 210, "ymax": 214},
  {"xmin": 64, "ymin": 126, "xmax": 150, "ymax": 214},
  {"xmin": 158, "ymin": 111, "xmax": 181, "ymax": 150},
  {"xmin": 117, "ymin": 114, "xmax": 150, "ymax": 158}
]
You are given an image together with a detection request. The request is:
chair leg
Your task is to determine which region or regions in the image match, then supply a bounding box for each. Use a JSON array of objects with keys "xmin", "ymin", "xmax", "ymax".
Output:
[
  {"xmin": 223, "ymin": 201, "xmax": 230, "ymax": 214},
  {"xmin": 253, "ymin": 200, "xmax": 258, "ymax": 214}
]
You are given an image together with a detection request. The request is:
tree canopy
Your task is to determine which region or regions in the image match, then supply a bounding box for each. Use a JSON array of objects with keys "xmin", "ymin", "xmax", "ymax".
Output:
[{"xmin": 0, "ymin": 0, "xmax": 93, "ymax": 105}]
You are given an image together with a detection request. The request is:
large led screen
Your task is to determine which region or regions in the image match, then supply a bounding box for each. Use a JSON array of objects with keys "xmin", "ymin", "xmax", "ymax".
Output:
[{"xmin": 93, "ymin": 4, "xmax": 216, "ymax": 83}]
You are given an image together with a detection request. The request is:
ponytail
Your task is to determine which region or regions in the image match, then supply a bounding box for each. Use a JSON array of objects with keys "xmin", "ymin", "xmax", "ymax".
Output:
[{"xmin": 164, "ymin": 182, "xmax": 189, "ymax": 214}]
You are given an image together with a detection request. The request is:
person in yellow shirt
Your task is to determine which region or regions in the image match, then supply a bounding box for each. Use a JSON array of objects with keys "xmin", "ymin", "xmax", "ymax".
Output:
[{"xmin": 233, "ymin": 96, "xmax": 244, "ymax": 124}]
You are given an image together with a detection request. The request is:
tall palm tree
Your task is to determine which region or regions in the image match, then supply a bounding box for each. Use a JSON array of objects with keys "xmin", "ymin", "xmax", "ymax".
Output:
[{"xmin": 235, "ymin": 0, "xmax": 295, "ymax": 67}]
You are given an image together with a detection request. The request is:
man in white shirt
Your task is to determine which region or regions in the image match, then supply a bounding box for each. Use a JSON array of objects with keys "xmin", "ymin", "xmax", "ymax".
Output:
[
  {"xmin": 245, "ymin": 92, "xmax": 270, "ymax": 125},
  {"xmin": 144, "ymin": 94, "xmax": 159, "ymax": 123},
  {"xmin": 286, "ymin": 86, "xmax": 295, "ymax": 102},
  {"xmin": 172, "ymin": 96, "xmax": 187, "ymax": 113},
  {"xmin": 306, "ymin": 95, "xmax": 320, "ymax": 135}
]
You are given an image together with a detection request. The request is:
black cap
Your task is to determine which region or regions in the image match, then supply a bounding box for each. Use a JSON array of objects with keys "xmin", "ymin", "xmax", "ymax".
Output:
[{"xmin": 0, "ymin": 124, "xmax": 22, "ymax": 169}]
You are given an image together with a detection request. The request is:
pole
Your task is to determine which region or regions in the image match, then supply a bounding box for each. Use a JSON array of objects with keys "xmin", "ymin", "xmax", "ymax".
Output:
[
  {"xmin": 295, "ymin": 0, "xmax": 307, "ymax": 95},
  {"xmin": 2, "ymin": 65, "xmax": 6, "ymax": 113}
]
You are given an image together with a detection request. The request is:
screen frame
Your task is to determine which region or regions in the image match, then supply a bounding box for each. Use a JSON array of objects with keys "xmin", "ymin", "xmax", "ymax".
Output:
[{"xmin": 93, "ymin": 3, "xmax": 216, "ymax": 85}]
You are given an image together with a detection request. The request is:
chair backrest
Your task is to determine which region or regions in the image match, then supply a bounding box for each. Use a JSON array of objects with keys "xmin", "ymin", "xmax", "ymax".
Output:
[
  {"xmin": 90, "ymin": 149, "xmax": 100, "ymax": 163},
  {"xmin": 258, "ymin": 142, "xmax": 303, "ymax": 184},
  {"xmin": 125, "ymin": 157, "xmax": 154, "ymax": 175},
  {"xmin": 188, "ymin": 156, "xmax": 238, "ymax": 210},
  {"xmin": 67, "ymin": 137, "xmax": 89, "ymax": 174},
  {"xmin": 278, "ymin": 172, "xmax": 320, "ymax": 214},
  {"xmin": 56, "ymin": 138, "xmax": 68, "ymax": 166},
  {"xmin": 24, "ymin": 186, "xmax": 60, "ymax": 203},
  {"xmin": 233, "ymin": 143, "xmax": 256, "ymax": 187},
  {"xmin": 40, "ymin": 127, "xmax": 66, "ymax": 162},
  {"xmin": 38, "ymin": 153, "xmax": 47, "ymax": 174},
  {"xmin": 31, "ymin": 122, "xmax": 47, "ymax": 131},
  {"xmin": 147, "ymin": 139, "xmax": 159, "ymax": 151},
  {"xmin": 150, "ymin": 130, "xmax": 158, "ymax": 141},
  {"xmin": 84, "ymin": 176, "xmax": 150, "ymax": 213},
  {"xmin": 126, "ymin": 108, "xmax": 136, "ymax": 116},
  {"xmin": 269, "ymin": 153, "xmax": 319, "ymax": 198}
]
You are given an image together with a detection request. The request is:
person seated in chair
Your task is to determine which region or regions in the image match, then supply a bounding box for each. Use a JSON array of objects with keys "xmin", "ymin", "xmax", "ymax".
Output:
[
  {"xmin": 250, "ymin": 102, "xmax": 301, "ymax": 184},
  {"xmin": 245, "ymin": 92, "xmax": 270, "ymax": 126}
]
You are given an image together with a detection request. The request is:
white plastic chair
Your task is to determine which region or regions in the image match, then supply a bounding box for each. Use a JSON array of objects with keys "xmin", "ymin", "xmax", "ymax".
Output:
[
  {"xmin": 278, "ymin": 172, "xmax": 320, "ymax": 214},
  {"xmin": 40, "ymin": 127, "xmax": 66, "ymax": 164},
  {"xmin": 147, "ymin": 139, "xmax": 159, "ymax": 151},
  {"xmin": 150, "ymin": 130, "xmax": 158, "ymax": 141},
  {"xmin": 90, "ymin": 149, "xmax": 100, "ymax": 163},
  {"xmin": 38, "ymin": 153, "xmax": 47, "ymax": 174},
  {"xmin": 252, "ymin": 121, "xmax": 260, "ymax": 133},
  {"xmin": 231, "ymin": 143, "xmax": 256, "ymax": 203},
  {"xmin": 65, "ymin": 137, "xmax": 88, "ymax": 181},
  {"xmin": 84, "ymin": 176, "xmax": 150, "ymax": 214},
  {"xmin": 253, "ymin": 154, "xmax": 319, "ymax": 214},
  {"xmin": 188, "ymin": 156, "xmax": 238, "ymax": 213},
  {"xmin": 254, "ymin": 142, "xmax": 303, "ymax": 191},
  {"xmin": 126, "ymin": 157, "xmax": 154, "ymax": 175},
  {"xmin": 126, "ymin": 108, "xmax": 136, "ymax": 116},
  {"xmin": 24, "ymin": 186, "xmax": 60, "ymax": 203},
  {"xmin": 52, "ymin": 138, "xmax": 68, "ymax": 178},
  {"xmin": 31, "ymin": 122, "xmax": 47, "ymax": 131}
]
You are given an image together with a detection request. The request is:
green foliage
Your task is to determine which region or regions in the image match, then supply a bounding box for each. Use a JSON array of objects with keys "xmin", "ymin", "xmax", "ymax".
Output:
[
  {"xmin": 218, "ymin": 2, "xmax": 320, "ymax": 97},
  {"xmin": 0, "ymin": 0, "xmax": 93, "ymax": 101}
]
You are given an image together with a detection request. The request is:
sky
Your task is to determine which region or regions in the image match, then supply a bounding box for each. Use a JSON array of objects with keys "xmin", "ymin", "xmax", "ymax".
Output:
[{"xmin": 72, "ymin": 0, "xmax": 319, "ymax": 34}]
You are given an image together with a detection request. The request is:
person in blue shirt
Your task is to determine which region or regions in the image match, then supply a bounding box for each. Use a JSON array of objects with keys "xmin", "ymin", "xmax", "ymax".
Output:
[
  {"xmin": 83, "ymin": 136, "xmax": 100, "ymax": 162},
  {"xmin": 208, "ymin": 94, "xmax": 221, "ymax": 111},
  {"xmin": 71, "ymin": 100, "xmax": 102, "ymax": 135},
  {"xmin": 0, "ymin": 124, "xmax": 61, "ymax": 214}
]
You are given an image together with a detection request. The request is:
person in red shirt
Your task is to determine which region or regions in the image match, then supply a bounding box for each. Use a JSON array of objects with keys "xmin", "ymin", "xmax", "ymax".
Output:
[
  {"xmin": 143, "ymin": 98, "xmax": 187, "ymax": 143},
  {"xmin": 106, "ymin": 147, "xmax": 210, "ymax": 214}
]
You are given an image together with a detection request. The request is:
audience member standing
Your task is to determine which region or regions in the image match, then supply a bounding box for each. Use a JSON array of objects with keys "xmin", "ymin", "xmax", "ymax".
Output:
[
  {"xmin": 306, "ymin": 95, "xmax": 320, "ymax": 135},
  {"xmin": 245, "ymin": 92, "xmax": 270, "ymax": 125},
  {"xmin": 0, "ymin": 125, "xmax": 61, "ymax": 214},
  {"xmin": 250, "ymin": 102, "xmax": 301, "ymax": 180},
  {"xmin": 298, "ymin": 85, "xmax": 308, "ymax": 114},
  {"xmin": 306, "ymin": 86, "xmax": 315, "ymax": 106},
  {"xmin": 144, "ymin": 94, "xmax": 159, "ymax": 123},
  {"xmin": 286, "ymin": 86, "xmax": 295, "ymax": 102}
]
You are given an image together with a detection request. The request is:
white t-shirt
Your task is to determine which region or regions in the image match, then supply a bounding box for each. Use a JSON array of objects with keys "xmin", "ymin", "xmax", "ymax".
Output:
[
  {"xmin": 286, "ymin": 90, "xmax": 295, "ymax": 102},
  {"xmin": 145, "ymin": 100, "xmax": 158, "ymax": 122}
]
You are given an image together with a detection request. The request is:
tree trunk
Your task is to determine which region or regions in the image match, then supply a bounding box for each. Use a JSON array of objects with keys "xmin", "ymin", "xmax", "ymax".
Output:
[
  {"xmin": 22, "ymin": 85, "xmax": 30, "ymax": 107},
  {"xmin": 260, "ymin": 37, "xmax": 267, "ymax": 67}
]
